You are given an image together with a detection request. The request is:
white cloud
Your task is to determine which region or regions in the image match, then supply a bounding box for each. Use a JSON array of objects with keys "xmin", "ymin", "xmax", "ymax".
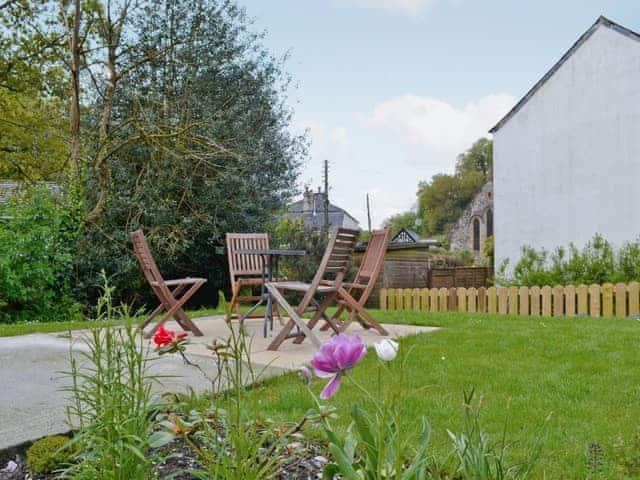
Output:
[
  {"xmin": 335, "ymin": 0, "xmax": 434, "ymax": 16},
  {"xmin": 364, "ymin": 93, "xmax": 515, "ymax": 169}
]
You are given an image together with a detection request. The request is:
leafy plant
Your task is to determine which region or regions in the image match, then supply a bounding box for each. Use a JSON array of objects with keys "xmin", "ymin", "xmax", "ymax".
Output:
[
  {"xmin": 446, "ymin": 390, "xmax": 548, "ymax": 480},
  {"xmin": 26, "ymin": 435, "xmax": 74, "ymax": 474},
  {"xmin": 62, "ymin": 275, "xmax": 165, "ymax": 479},
  {"xmin": 0, "ymin": 187, "xmax": 80, "ymax": 322}
]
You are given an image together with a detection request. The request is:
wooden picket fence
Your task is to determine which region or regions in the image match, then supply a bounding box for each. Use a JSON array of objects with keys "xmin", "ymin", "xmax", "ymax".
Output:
[{"xmin": 379, "ymin": 282, "xmax": 640, "ymax": 318}]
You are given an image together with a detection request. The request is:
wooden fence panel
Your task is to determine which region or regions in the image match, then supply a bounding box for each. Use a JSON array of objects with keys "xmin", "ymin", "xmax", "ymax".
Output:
[
  {"xmin": 487, "ymin": 287, "xmax": 497, "ymax": 314},
  {"xmin": 438, "ymin": 288, "xmax": 448, "ymax": 312},
  {"xmin": 380, "ymin": 288, "xmax": 387, "ymax": 309},
  {"xmin": 602, "ymin": 283, "xmax": 614, "ymax": 317},
  {"xmin": 565, "ymin": 285, "xmax": 576, "ymax": 317},
  {"xmin": 553, "ymin": 286, "xmax": 564, "ymax": 317},
  {"xmin": 541, "ymin": 286, "xmax": 552, "ymax": 316},
  {"xmin": 396, "ymin": 289, "xmax": 405, "ymax": 310},
  {"xmin": 615, "ymin": 283, "xmax": 626, "ymax": 318},
  {"xmin": 429, "ymin": 289, "xmax": 438, "ymax": 312},
  {"xmin": 420, "ymin": 288, "xmax": 430, "ymax": 311},
  {"xmin": 577, "ymin": 285, "xmax": 588, "ymax": 316},
  {"xmin": 498, "ymin": 287, "xmax": 508, "ymax": 314},
  {"xmin": 589, "ymin": 284, "xmax": 601, "ymax": 317},
  {"xmin": 457, "ymin": 287, "xmax": 467, "ymax": 312},
  {"xmin": 530, "ymin": 286, "xmax": 541, "ymax": 316},
  {"xmin": 387, "ymin": 289, "xmax": 395, "ymax": 310},
  {"xmin": 468, "ymin": 287, "xmax": 478, "ymax": 313},
  {"xmin": 507, "ymin": 287, "xmax": 518, "ymax": 315},
  {"xmin": 404, "ymin": 289, "xmax": 413, "ymax": 310},
  {"xmin": 518, "ymin": 286, "xmax": 529, "ymax": 316},
  {"xmin": 477, "ymin": 287, "xmax": 486, "ymax": 313},
  {"xmin": 629, "ymin": 282, "xmax": 640, "ymax": 316},
  {"xmin": 448, "ymin": 287, "xmax": 457, "ymax": 311}
]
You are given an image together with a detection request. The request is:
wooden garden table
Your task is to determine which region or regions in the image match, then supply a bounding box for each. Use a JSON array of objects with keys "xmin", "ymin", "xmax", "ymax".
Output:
[{"xmin": 235, "ymin": 248, "xmax": 306, "ymax": 337}]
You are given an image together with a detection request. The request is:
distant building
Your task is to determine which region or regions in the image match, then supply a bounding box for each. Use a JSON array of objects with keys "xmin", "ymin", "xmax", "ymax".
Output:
[
  {"xmin": 286, "ymin": 187, "xmax": 360, "ymax": 231},
  {"xmin": 448, "ymin": 182, "xmax": 493, "ymax": 258},
  {"xmin": 490, "ymin": 16, "xmax": 640, "ymax": 270},
  {"xmin": 391, "ymin": 227, "xmax": 441, "ymax": 248}
]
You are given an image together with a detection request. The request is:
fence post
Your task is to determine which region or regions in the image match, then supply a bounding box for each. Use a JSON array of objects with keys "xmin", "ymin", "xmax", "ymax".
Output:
[
  {"xmin": 518, "ymin": 286, "xmax": 529, "ymax": 316},
  {"xmin": 388, "ymin": 289, "xmax": 396, "ymax": 310},
  {"xmin": 541, "ymin": 286, "xmax": 552, "ymax": 316},
  {"xmin": 429, "ymin": 289, "xmax": 438, "ymax": 312},
  {"xmin": 577, "ymin": 285, "xmax": 588, "ymax": 316},
  {"xmin": 498, "ymin": 287, "xmax": 508, "ymax": 314},
  {"xmin": 396, "ymin": 289, "xmax": 404, "ymax": 311},
  {"xmin": 380, "ymin": 288, "xmax": 388, "ymax": 310},
  {"xmin": 404, "ymin": 289, "xmax": 412, "ymax": 310},
  {"xmin": 615, "ymin": 282, "xmax": 627, "ymax": 318},
  {"xmin": 457, "ymin": 287, "xmax": 467, "ymax": 312},
  {"xmin": 565, "ymin": 285, "xmax": 576, "ymax": 317},
  {"xmin": 448, "ymin": 287, "xmax": 457, "ymax": 311},
  {"xmin": 411, "ymin": 288, "xmax": 420, "ymax": 310},
  {"xmin": 477, "ymin": 286, "xmax": 486, "ymax": 312},
  {"xmin": 507, "ymin": 286, "xmax": 518, "ymax": 315},
  {"xmin": 589, "ymin": 284, "xmax": 601, "ymax": 317},
  {"xmin": 628, "ymin": 282, "xmax": 640, "ymax": 316},
  {"xmin": 438, "ymin": 288, "xmax": 448, "ymax": 312},
  {"xmin": 530, "ymin": 286, "xmax": 541, "ymax": 316},
  {"xmin": 468, "ymin": 287, "xmax": 478, "ymax": 313},
  {"xmin": 420, "ymin": 288, "xmax": 430, "ymax": 311},
  {"xmin": 553, "ymin": 286, "xmax": 564, "ymax": 317},
  {"xmin": 602, "ymin": 283, "xmax": 614, "ymax": 317},
  {"xmin": 487, "ymin": 286, "xmax": 497, "ymax": 314}
]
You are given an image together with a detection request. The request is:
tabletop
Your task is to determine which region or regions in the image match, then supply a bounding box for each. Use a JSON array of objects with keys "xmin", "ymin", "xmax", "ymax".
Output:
[{"xmin": 235, "ymin": 248, "xmax": 306, "ymax": 256}]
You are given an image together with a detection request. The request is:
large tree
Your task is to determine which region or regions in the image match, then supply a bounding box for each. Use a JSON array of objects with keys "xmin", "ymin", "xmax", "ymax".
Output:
[{"xmin": 72, "ymin": 0, "xmax": 304, "ymax": 307}]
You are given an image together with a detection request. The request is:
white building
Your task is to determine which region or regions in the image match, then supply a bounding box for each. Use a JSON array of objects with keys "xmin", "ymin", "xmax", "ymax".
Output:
[{"xmin": 491, "ymin": 16, "xmax": 640, "ymax": 270}]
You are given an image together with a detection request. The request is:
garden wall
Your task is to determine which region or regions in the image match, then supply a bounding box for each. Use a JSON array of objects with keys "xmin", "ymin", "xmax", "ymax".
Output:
[{"xmin": 379, "ymin": 282, "xmax": 640, "ymax": 318}]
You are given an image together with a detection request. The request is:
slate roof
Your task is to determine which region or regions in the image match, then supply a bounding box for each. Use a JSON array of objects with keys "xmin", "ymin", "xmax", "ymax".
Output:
[
  {"xmin": 490, "ymin": 16, "xmax": 640, "ymax": 133},
  {"xmin": 287, "ymin": 191, "xmax": 360, "ymax": 230},
  {"xmin": 0, "ymin": 180, "xmax": 62, "ymax": 204}
]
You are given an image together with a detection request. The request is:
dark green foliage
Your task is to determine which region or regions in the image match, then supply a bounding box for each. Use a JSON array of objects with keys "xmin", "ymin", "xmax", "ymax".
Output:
[
  {"xmin": 72, "ymin": 0, "xmax": 303, "ymax": 310},
  {"xmin": 0, "ymin": 187, "xmax": 81, "ymax": 322},
  {"xmin": 383, "ymin": 210, "xmax": 422, "ymax": 237},
  {"xmin": 26, "ymin": 435, "xmax": 73, "ymax": 474},
  {"xmin": 269, "ymin": 218, "xmax": 328, "ymax": 282},
  {"xmin": 498, "ymin": 234, "xmax": 640, "ymax": 286}
]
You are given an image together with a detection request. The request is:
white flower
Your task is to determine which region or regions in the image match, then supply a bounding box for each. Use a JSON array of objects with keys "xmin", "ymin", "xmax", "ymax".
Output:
[{"xmin": 374, "ymin": 338, "xmax": 399, "ymax": 361}]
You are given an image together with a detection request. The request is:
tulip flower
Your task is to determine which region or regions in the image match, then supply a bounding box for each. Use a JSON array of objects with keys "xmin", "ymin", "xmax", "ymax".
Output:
[
  {"xmin": 311, "ymin": 334, "xmax": 366, "ymax": 399},
  {"xmin": 153, "ymin": 325, "xmax": 188, "ymax": 353},
  {"xmin": 374, "ymin": 338, "xmax": 399, "ymax": 362}
]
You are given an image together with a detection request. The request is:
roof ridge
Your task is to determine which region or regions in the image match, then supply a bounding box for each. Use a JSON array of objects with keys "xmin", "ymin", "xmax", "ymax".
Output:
[{"xmin": 490, "ymin": 16, "xmax": 640, "ymax": 133}]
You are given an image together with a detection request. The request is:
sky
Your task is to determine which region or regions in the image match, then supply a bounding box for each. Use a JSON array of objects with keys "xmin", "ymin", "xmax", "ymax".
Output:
[{"xmin": 236, "ymin": 0, "xmax": 639, "ymax": 228}]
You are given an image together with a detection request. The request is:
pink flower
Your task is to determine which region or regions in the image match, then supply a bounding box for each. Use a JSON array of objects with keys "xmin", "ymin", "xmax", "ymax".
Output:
[{"xmin": 310, "ymin": 334, "xmax": 366, "ymax": 399}]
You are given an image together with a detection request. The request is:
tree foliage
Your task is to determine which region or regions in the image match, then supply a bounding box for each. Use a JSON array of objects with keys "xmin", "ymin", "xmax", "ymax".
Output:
[
  {"xmin": 417, "ymin": 138, "xmax": 492, "ymax": 236},
  {"xmin": 382, "ymin": 210, "xmax": 421, "ymax": 237}
]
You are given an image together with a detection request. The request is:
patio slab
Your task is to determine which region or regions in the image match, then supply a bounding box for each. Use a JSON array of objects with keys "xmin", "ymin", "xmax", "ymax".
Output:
[{"xmin": 0, "ymin": 316, "xmax": 438, "ymax": 451}]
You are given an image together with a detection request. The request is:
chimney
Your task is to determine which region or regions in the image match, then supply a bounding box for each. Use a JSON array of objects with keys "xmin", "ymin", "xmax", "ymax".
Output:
[{"xmin": 302, "ymin": 186, "xmax": 313, "ymax": 213}]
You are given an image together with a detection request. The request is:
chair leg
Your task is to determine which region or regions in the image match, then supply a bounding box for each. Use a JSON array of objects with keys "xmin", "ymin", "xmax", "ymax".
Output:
[
  {"xmin": 337, "ymin": 287, "xmax": 389, "ymax": 336},
  {"xmin": 145, "ymin": 282, "xmax": 205, "ymax": 338},
  {"xmin": 266, "ymin": 285, "xmax": 321, "ymax": 350},
  {"xmin": 292, "ymin": 294, "xmax": 339, "ymax": 344},
  {"xmin": 320, "ymin": 303, "xmax": 346, "ymax": 331}
]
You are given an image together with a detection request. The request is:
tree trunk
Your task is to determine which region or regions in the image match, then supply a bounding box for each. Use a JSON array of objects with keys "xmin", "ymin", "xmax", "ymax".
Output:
[{"xmin": 69, "ymin": 0, "xmax": 82, "ymax": 183}]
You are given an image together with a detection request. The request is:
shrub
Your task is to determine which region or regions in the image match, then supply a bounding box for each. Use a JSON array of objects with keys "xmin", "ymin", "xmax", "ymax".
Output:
[
  {"xmin": 0, "ymin": 187, "xmax": 80, "ymax": 322},
  {"xmin": 498, "ymin": 234, "xmax": 640, "ymax": 286},
  {"xmin": 26, "ymin": 435, "xmax": 73, "ymax": 473}
]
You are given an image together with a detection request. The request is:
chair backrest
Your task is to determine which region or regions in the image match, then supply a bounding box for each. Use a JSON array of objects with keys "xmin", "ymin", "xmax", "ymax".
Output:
[
  {"xmin": 226, "ymin": 233, "xmax": 270, "ymax": 288},
  {"xmin": 356, "ymin": 227, "xmax": 391, "ymax": 282},
  {"xmin": 130, "ymin": 229, "xmax": 164, "ymax": 286},
  {"xmin": 298, "ymin": 228, "xmax": 360, "ymax": 313}
]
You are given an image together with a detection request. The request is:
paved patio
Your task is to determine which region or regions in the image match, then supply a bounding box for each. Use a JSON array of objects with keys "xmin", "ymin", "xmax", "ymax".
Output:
[{"xmin": 0, "ymin": 315, "xmax": 438, "ymax": 450}]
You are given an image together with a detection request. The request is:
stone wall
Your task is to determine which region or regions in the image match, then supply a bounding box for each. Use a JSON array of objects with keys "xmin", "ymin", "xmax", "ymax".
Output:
[{"xmin": 448, "ymin": 181, "xmax": 493, "ymax": 262}]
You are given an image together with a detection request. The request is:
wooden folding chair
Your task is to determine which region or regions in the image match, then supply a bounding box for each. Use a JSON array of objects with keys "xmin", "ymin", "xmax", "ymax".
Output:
[
  {"xmin": 321, "ymin": 227, "xmax": 391, "ymax": 333},
  {"xmin": 226, "ymin": 233, "xmax": 278, "ymax": 321},
  {"xmin": 265, "ymin": 228, "xmax": 361, "ymax": 351},
  {"xmin": 130, "ymin": 230, "xmax": 205, "ymax": 338}
]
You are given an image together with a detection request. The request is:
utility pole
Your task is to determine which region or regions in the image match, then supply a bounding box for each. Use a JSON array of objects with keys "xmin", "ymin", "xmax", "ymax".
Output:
[
  {"xmin": 366, "ymin": 193, "xmax": 372, "ymax": 234},
  {"xmin": 323, "ymin": 159, "xmax": 329, "ymax": 232}
]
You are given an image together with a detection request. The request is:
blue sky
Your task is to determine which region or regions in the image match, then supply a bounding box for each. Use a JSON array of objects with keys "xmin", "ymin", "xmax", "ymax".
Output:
[{"xmin": 237, "ymin": 0, "xmax": 639, "ymax": 228}]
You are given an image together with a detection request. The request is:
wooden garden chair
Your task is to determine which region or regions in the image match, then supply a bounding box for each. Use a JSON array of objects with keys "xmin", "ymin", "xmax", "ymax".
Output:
[
  {"xmin": 320, "ymin": 227, "xmax": 391, "ymax": 333},
  {"xmin": 130, "ymin": 230, "xmax": 205, "ymax": 338},
  {"xmin": 266, "ymin": 227, "xmax": 385, "ymax": 350}
]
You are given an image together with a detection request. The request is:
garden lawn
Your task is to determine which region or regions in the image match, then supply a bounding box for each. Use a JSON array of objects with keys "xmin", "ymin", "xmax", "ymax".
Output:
[{"xmin": 244, "ymin": 310, "xmax": 640, "ymax": 478}]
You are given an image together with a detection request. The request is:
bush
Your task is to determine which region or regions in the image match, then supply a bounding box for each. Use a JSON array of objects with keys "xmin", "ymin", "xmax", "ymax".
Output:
[
  {"xmin": 0, "ymin": 187, "xmax": 81, "ymax": 322},
  {"xmin": 26, "ymin": 435, "xmax": 73, "ymax": 473},
  {"xmin": 498, "ymin": 234, "xmax": 640, "ymax": 286}
]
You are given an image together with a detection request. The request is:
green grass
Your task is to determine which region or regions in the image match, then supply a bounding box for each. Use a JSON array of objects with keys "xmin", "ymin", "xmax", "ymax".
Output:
[
  {"xmin": 0, "ymin": 307, "xmax": 226, "ymax": 337},
  {"xmin": 241, "ymin": 310, "xmax": 640, "ymax": 478}
]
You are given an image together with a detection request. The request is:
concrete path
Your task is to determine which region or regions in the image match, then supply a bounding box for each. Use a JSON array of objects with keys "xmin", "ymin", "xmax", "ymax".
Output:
[{"xmin": 0, "ymin": 316, "xmax": 437, "ymax": 450}]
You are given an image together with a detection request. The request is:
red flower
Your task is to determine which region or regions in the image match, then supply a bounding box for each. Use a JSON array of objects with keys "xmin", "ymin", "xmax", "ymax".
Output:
[{"xmin": 153, "ymin": 325, "xmax": 176, "ymax": 347}]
